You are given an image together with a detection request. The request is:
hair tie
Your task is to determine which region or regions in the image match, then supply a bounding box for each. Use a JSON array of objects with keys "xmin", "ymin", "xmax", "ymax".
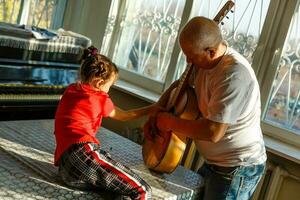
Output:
[{"xmin": 91, "ymin": 48, "xmax": 98, "ymax": 56}]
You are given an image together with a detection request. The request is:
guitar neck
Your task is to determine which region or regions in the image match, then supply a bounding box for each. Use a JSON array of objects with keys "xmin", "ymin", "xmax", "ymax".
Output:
[
  {"xmin": 213, "ymin": 2, "xmax": 234, "ymax": 23},
  {"xmin": 167, "ymin": 63, "xmax": 193, "ymax": 110}
]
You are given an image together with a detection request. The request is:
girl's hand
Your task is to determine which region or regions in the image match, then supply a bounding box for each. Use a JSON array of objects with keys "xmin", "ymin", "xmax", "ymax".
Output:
[
  {"xmin": 156, "ymin": 112, "xmax": 173, "ymax": 132},
  {"xmin": 149, "ymin": 103, "xmax": 167, "ymax": 116}
]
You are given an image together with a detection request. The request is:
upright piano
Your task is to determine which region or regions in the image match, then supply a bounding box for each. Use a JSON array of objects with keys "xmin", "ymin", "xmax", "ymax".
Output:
[{"xmin": 0, "ymin": 22, "xmax": 91, "ymax": 120}]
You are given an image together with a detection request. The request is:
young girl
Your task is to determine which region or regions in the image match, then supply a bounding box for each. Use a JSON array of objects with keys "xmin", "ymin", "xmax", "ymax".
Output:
[{"xmin": 54, "ymin": 46, "xmax": 156, "ymax": 200}]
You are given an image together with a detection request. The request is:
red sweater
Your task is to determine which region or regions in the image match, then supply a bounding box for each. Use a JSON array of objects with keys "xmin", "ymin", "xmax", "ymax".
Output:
[{"xmin": 54, "ymin": 83, "xmax": 114, "ymax": 165}]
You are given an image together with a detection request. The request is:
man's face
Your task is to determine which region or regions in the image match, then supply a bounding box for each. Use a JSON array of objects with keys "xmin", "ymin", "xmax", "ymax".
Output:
[{"xmin": 180, "ymin": 41, "xmax": 211, "ymax": 69}]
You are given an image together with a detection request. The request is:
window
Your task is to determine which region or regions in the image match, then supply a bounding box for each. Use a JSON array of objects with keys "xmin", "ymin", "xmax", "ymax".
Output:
[
  {"xmin": 0, "ymin": 0, "xmax": 22, "ymax": 24},
  {"xmin": 101, "ymin": 0, "xmax": 299, "ymax": 147},
  {"xmin": 102, "ymin": 0, "xmax": 271, "ymax": 91},
  {"xmin": 0, "ymin": 0, "xmax": 66, "ymax": 29},
  {"xmin": 102, "ymin": 0, "xmax": 187, "ymax": 93},
  {"xmin": 264, "ymin": 13, "xmax": 300, "ymax": 134},
  {"xmin": 258, "ymin": 0, "xmax": 300, "ymax": 147}
]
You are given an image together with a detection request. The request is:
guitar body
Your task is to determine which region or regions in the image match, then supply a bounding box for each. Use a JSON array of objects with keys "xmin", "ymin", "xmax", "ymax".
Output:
[{"xmin": 142, "ymin": 87, "xmax": 200, "ymax": 173}]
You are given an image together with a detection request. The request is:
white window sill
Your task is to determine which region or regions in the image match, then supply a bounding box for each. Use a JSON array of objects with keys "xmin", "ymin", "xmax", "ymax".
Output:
[
  {"xmin": 263, "ymin": 134, "xmax": 300, "ymax": 164},
  {"xmin": 113, "ymin": 80, "xmax": 300, "ymax": 165},
  {"xmin": 113, "ymin": 79, "xmax": 160, "ymax": 103}
]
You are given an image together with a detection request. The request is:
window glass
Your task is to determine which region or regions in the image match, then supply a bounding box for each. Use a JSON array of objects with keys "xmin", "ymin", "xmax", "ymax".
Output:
[
  {"xmin": 0, "ymin": 0, "xmax": 61, "ymax": 29},
  {"xmin": 104, "ymin": 0, "xmax": 186, "ymax": 82},
  {"xmin": 175, "ymin": 0, "xmax": 271, "ymax": 79},
  {"xmin": 0, "ymin": 0, "xmax": 22, "ymax": 24},
  {"xmin": 27, "ymin": 0, "xmax": 59, "ymax": 28},
  {"xmin": 100, "ymin": 0, "xmax": 119, "ymax": 56},
  {"xmin": 264, "ymin": 4, "xmax": 300, "ymax": 135}
]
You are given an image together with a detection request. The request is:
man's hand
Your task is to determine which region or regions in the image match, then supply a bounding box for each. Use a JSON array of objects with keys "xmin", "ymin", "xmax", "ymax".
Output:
[{"xmin": 143, "ymin": 117, "xmax": 158, "ymax": 140}]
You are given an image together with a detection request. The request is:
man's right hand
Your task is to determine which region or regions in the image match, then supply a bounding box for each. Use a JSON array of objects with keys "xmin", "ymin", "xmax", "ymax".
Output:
[{"xmin": 143, "ymin": 117, "xmax": 158, "ymax": 141}]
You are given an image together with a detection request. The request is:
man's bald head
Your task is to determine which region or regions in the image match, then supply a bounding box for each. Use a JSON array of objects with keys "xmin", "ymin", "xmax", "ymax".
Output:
[{"xmin": 179, "ymin": 16, "xmax": 223, "ymax": 52}]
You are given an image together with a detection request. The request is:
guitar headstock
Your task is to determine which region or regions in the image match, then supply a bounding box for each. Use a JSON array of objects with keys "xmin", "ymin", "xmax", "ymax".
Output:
[{"xmin": 213, "ymin": 0, "xmax": 235, "ymax": 25}]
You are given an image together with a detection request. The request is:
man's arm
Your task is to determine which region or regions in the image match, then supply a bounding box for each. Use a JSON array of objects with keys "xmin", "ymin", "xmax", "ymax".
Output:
[{"xmin": 156, "ymin": 112, "xmax": 228, "ymax": 143}]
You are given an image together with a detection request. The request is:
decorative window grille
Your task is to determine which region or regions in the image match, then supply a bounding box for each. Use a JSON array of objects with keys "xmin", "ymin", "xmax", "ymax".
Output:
[
  {"xmin": 175, "ymin": 0, "xmax": 271, "ymax": 79},
  {"xmin": 104, "ymin": 0, "xmax": 186, "ymax": 82},
  {"xmin": 264, "ymin": 2, "xmax": 300, "ymax": 135}
]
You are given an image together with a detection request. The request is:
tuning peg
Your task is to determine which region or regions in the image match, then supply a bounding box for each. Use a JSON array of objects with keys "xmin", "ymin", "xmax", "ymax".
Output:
[
  {"xmin": 230, "ymin": 10, "xmax": 234, "ymax": 13},
  {"xmin": 221, "ymin": 22, "xmax": 224, "ymax": 25},
  {"xmin": 226, "ymin": 16, "xmax": 229, "ymax": 19}
]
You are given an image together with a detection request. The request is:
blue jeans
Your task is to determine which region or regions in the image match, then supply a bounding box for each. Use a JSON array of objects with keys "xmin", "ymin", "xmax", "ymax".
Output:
[{"xmin": 198, "ymin": 162, "xmax": 265, "ymax": 200}]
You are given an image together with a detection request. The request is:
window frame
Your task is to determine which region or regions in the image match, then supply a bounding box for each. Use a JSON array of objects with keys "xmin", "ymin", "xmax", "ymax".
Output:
[{"xmin": 252, "ymin": 0, "xmax": 300, "ymax": 148}]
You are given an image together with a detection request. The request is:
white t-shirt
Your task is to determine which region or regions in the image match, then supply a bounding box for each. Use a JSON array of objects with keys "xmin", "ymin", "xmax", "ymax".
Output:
[{"xmin": 194, "ymin": 47, "xmax": 267, "ymax": 167}]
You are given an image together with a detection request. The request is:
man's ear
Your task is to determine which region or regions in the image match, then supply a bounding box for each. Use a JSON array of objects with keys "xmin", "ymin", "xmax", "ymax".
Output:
[{"xmin": 207, "ymin": 48, "xmax": 217, "ymax": 58}]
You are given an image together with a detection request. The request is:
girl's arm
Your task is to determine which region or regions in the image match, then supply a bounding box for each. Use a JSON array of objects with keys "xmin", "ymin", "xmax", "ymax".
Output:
[
  {"xmin": 108, "ymin": 80, "xmax": 178, "ymax": 121},
  {"xmin": 109, "ymin": 103, "xmax": 161, "ymax": 121}
]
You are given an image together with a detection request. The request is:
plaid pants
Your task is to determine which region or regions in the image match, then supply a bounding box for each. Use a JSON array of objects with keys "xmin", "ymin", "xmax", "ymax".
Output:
[{"xmin": 58, "ymin": 142, "xmax": 152, "ymax": 200}]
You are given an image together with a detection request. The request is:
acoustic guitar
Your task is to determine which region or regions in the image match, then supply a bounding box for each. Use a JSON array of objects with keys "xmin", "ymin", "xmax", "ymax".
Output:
[{"xmin": 142, "ymin": 1, "xmax": 235, "ymax": 173}]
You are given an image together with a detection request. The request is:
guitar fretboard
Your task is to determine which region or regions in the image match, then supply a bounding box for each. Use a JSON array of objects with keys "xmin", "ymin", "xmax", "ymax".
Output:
[{"xmin": 167, "ymin": 63, "xmax": 192, "ymax": 110}]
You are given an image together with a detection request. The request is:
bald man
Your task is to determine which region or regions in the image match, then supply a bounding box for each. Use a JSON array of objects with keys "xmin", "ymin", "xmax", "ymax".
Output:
[{"xmin": 152, "ymin": 16, "xmax": 267, "ymax": 200}]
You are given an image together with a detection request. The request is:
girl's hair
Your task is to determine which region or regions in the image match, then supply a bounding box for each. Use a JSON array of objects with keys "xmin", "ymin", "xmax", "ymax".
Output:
[{"xmin": 79, "ymin": 46, "xmax": 119, "ymax": 83}]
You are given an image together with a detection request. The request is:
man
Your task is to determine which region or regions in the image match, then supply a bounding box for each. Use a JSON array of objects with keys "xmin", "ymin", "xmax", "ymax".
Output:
[{"xmin": 153, "ymin": 16, "xmax": 267, "ymax": 200}]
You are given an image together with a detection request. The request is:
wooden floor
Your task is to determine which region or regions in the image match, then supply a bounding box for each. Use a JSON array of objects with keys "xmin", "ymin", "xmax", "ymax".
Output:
[{"xmin": 0, "ymin": 119, "xmax": 203, "ymax": 199}]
